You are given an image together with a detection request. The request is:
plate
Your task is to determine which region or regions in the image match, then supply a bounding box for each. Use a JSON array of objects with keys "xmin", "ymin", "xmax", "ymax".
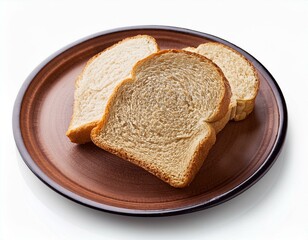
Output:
[{"xmin": 13, "ymin": 26, "xmax": 287, "ymax": 216}]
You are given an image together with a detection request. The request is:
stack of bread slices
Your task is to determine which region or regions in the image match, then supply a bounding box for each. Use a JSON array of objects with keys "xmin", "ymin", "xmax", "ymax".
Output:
[{"xmin": 66, "ymin": 35, "xmax": 259, "ymax": 188}]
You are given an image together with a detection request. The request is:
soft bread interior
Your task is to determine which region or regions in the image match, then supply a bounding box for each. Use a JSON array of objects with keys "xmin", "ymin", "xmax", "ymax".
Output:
[
  {"xmin": 91, "ymin": 50, "xmax": 231, "ymax": 187},
  {"xmin": 66, "ymin": 35, "xmax": 159, "ymax": 143}
]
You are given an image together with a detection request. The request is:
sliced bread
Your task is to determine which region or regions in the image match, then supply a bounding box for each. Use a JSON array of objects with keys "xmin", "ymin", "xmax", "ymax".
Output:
[
  {"xmin": 184, "ymin": 42, "xmax": 259, "ymax": 122},
  {"xmin": 91, "ymin": 50, "xmax": 231, "ymax": 188},
  {"xmin": 66, "ymin": 35, "xmax": 159, "ymax": 143}
]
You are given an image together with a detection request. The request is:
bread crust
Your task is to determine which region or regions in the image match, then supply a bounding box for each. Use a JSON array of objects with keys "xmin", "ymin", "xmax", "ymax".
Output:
[
  {"xmin": 66, "ymin": 35, "xmax": 159, "ymax": 143},
  {"xmin": 91, "ymin": 50, "xmax": 231, "ymax": 187},
  {"xmin": 184, "ymin": 42, "xmax": 260, "ymax": 122},
  {"xmin": 204, "ymin": 42, "xmax": 259, "ymax": 121},
  {"xmin": 66, "ymin": 121, "xmax": 97, "ymax": 144}
]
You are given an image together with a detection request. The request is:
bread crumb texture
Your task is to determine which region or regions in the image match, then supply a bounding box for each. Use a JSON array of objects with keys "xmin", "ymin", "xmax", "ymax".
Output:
[
  {"xmin": 91, "ymin": 50, "xmax": 230, "ymax": 187},
  {"xmin": 184, "ymin": 42, "xmax": 259, "ymax": 121},
  {"xmin": 66, "ymin": 35, "xmax": 159, "ymax": 143}
]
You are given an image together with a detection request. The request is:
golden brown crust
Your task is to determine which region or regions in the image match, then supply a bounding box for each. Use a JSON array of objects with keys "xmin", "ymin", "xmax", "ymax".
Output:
[
  {"xmin": 66, "ymin": 121, "xmax": 98, "ymax": 144},
  {"xmin": 211, "ymin": 107, "xmax": 232, "ymax": 133},
  {"xmin": 201, "ymin": 42, "xmax": 260, "ymax": 121},
  {"xmin": 66, "ymin": 35, "xmax": 159, "ymax": 144},
  {"xmin": 233, "ymin": 99, "xmax": 256, "ymax": 121},
  {"xmin": 91, "ymin": 50, "xmax": 231, "ymax": 187},
  {"xmin": 184, "ymin": 42, "xmax": 260, "ymax": 122}
]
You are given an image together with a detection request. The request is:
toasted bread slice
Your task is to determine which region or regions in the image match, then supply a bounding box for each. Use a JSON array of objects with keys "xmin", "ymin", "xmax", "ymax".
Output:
[
  {"xmin": 66, "ymin": 35, "xmax": 159, "ymax": 143},
  {"xmin": 91, "ymin": 50, "xmax": 231, "ymax": 188},
  {"xmin": 184, "ymin": 42, "xmax": 259, "ymax": 122}
]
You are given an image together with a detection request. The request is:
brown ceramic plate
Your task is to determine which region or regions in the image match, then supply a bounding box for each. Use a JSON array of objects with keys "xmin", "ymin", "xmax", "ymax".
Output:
[{"xmin": 13, "ymin": 26, "xmax": 287, "ymax": 216}]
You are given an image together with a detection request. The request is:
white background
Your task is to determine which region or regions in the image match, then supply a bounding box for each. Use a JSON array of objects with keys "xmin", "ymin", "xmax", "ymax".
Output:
[{"xmin": 1, "ymin": 0, "xmax": 308, "ymax": 239}]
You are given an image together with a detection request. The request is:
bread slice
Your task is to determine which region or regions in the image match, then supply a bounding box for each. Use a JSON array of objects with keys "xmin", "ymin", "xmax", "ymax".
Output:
[
  {"xmin": 91, "ymin": 50, "xmax": 231, "ymax": 188},
  {"xmin": 66, "ymin": 35, "xmax": 159, "ymax": 143},
  {"xmin": 184, "ymin": 42, "xmax": 259, "ymax": 122}
]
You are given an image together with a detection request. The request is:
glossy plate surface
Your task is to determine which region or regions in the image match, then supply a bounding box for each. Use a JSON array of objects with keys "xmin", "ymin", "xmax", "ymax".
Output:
[{"xmin": 13, "ymin": 26, "xmax": 287, "ymax": 216}]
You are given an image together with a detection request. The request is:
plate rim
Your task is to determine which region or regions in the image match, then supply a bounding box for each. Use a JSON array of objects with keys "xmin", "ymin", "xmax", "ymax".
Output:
[{"xmin": 12, "ymin": 25, "xmax": 288, "ymax": 217}]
